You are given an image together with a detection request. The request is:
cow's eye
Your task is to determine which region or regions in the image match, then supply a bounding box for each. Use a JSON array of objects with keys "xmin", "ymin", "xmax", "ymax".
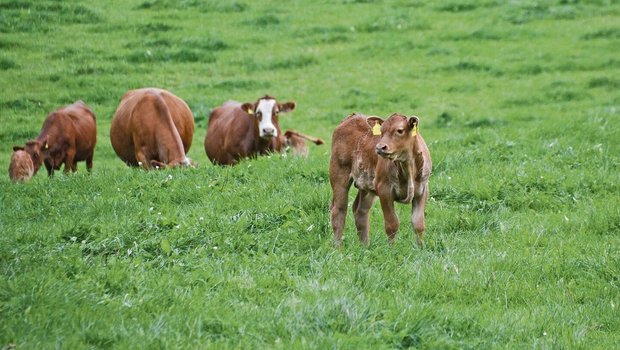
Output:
[
  {"xmin": 396, "ymin": 128, "xmax": 405, "ymax": 135},
  {"xmin": 256, "ymin": 111, "xmax": 262, "ymax": 118}
]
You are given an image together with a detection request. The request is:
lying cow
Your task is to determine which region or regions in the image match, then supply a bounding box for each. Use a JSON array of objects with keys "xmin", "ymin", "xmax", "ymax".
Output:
[
  {"xmin": 204, "ymin": 96, "xmax": 322, "ymax": 165},
  {"xmin": 110, "ymin": 88, "xmax": 195, "ymax": 169},
  {"xmin": 8, "ymin": 148, "xmax": 34, "ymax": 182},
  {"xmin": 329, "ymin": 113, "xmax": 432, "ymax": 246},
  {"xmin": 18, "ymin": 101, "xmax": 96, "ymax": 176}
]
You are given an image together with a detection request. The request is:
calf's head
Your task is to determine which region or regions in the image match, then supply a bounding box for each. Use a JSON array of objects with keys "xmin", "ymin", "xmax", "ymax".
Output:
[
  {"xmin": 369, "ymin": 114, "xmax": 419, "ymax": 161},
  {"xmin": 9, "ymin": 147, "xmax": 34, "ymax": 182},
  {"xmin": 241, "ymin": 96, "xmax": 295, "ymax": 139}
]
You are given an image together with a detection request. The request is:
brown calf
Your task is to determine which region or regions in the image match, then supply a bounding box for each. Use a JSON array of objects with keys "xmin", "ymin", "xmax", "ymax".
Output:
[
  {"xmin": 205, "ymin": 96, "xmax": 296, "ymax": 165},
  {"xmin": 284, "ymin": 130, "xmax": 325, "ymax": 157},
  {"xmin": 18, "ymin": 101, "xmax": 96, "ymax": 176},
  {"xmin": 110, "ymin": 88, "xmax": 195, "ymax": 169},
  {"xmin": 329, "ymin": 113, "xmax": 432, "ymax": 246},
  {"xmin": 8, "ymin": 148, "xmax": 34, "ymax": 182}
]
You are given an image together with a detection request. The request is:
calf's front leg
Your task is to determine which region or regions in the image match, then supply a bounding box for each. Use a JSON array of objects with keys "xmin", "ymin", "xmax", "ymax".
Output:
[{"xmin": 379, "ymin": 195, "xmax": 399, "ymax": 243}]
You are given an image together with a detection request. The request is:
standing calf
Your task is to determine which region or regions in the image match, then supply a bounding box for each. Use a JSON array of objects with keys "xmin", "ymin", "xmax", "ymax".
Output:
[
  {"xmin": 329, "ymin": 113, "xmax": 432, "ymax": 246},
  {"xmin": 8, "ymin": 148, "xmax": 34, "ymax": 182},
  {"xmin": 18, "ymin": 101, "xmax": 97, "ymax": 176}
]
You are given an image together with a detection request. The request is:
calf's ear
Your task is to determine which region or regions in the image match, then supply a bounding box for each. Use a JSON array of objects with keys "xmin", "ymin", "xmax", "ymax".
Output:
[
  {"xmin": 366, "ymin": 116, "xmax": 384, "ymax": 128},
  {"xmin": 408, "ymin": 116, "xmax": 420, "ymax": 136},
  {"xmin": 367, "ymin": 116, "xmax": 384, "ymax": 135},
  {"xmin": 241, "ymin": 103, "xmax": 254, "ymax": 115},
  {"xmin": 408, "ymin": 116, "xmax": 419, "ymax": 129},
  {"xmin": 279, "ymin": 102, "xmax": 296, "ymax": 113},
  {"xmin": 13, "ymin": 146, "xmax": 24, "ymax": 151}
]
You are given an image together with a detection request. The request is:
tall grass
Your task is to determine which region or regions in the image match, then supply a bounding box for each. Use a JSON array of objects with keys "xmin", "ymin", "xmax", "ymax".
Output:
[{"xmin": 1, "ymin": 0, "xmax": 619, "ymax": 348}]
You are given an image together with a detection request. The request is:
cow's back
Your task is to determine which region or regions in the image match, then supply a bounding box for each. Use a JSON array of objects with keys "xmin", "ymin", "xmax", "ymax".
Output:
[
  {"xmin": 110, "ymin": 88, "xmax": 194, "ymax": 165},
  {"xmin": 60, "ymin": 101, "xmax": 97, "ymax": 160},
  {"xmin": 205, "ymin": 102, "xmax": 254, "ymax": 165}
]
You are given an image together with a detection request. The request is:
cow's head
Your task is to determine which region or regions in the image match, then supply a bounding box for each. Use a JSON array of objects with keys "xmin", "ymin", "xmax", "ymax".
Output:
[
  {"xmin": 241, "ymin": 96, "xmax": 296, "ymax": 139},
  {"xmin": 370, "ymin": 113, "xmax": 419, "ymax": 161},
  {"xmin": 22, "ymin": 140, "xmax": 46, "ymax": 174}
]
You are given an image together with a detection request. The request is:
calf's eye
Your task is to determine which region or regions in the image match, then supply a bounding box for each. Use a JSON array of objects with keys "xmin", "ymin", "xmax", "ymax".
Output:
[{"xmin": 396, "ymin": 128, "xmax": 405, "ymax": 135}]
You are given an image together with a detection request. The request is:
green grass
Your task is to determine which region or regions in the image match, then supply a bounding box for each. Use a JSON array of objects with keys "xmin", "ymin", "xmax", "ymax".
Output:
[{"xmin": 1, "ymin": 0, "xmax": 619, "ymax": 348}]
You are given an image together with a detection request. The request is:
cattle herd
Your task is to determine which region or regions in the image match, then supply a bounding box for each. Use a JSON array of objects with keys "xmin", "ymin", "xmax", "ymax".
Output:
[{"xmin": 8, "ymin": 87, "xmax": 432, "ymax": 245}]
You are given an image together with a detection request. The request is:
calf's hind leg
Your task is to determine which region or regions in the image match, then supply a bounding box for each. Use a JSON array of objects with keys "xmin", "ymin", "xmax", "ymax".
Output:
[
  {"xmin": 352, "ymin": 190, "xmax": 375, "ymax": 245},
  {"xmin": 330, "ymin": 172, "xmax": 352, "ymax": 246},
  {"xmin": 411, "ymin": 183, "xmax": 429, "ymax": 247}
]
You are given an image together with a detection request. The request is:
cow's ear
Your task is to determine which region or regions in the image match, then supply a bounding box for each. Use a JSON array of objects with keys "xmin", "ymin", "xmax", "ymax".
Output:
[
  {"xmin": 279, "ymin": 102, "xmax": 296, "ymax": 113},
  {"xmin": 13, "ymin": 146, "xmax": 24, "ymax": 151},
  {"xmin": 241, "ymin": 103, "xmax": 254, "ymax": 115},
  {"xmin": 150, "ymin": 160, "xmax": 167, "ymax": 169},
  {"xmin": 408, "ymin": 116, "xmax": 419, "ymax": 136}
]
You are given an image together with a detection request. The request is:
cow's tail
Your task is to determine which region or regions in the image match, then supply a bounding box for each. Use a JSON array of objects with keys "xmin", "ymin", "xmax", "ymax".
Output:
[{"xmin": 151, "ymin": 92, "xmax": 187, "ymax": 161}]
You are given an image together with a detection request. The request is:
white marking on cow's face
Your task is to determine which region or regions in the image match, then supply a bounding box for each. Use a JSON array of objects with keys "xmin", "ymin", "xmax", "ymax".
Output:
[{"xmin": 256, "ymin": 98, "xmax": 277, "ymax": 138}]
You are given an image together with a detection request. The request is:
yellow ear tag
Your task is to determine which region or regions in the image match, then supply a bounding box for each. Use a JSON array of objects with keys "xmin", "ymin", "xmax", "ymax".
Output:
[
  {"xmin": 247, "ymin": 109, "xmax": 254, "ymax": 115},
  {"xmin": 372, "ymin": 123, "xmax": 382, "ymax": 136},
  {"xmin": 411, "ymin": 124, "xmax": 418, "ymax": 137}
]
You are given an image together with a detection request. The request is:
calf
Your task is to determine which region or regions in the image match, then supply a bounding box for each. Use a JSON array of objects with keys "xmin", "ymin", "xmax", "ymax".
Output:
[
  {"xmin": 8, "ymin": 148, "xmax": 34, "ymax": 182},
  {"xmin": 110, "ymin": 88, "xmax": 195, "ymax": 169},
  {"xmin": 284, "ymin": 130, "xmax": 325, "ymax": 157},
  {"xmin": 19, "ymin": 101, "xmax": 96, "ymax": 176},
  {"xmin": 329, "ymin": 113, "xmax": 432, "ymax": 246}
]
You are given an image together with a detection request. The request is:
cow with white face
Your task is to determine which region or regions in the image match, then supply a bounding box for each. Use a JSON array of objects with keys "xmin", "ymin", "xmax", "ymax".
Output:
[{"xmin": 205, "ymin": 95, "xmax": 296, "ymax": 165}]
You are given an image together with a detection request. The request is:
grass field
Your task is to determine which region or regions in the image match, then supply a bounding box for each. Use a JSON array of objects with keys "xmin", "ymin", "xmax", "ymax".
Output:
[{"xmin": 1, "ymin": 0, "xmax": 619, "ymax": 348}]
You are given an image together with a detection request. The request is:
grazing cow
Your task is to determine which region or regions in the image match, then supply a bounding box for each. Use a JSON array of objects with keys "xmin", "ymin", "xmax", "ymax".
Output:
[
  {"xmin": 19, "ymin": 101, "xmax": 97, "ymax": 176},
  {"xmin": 8, "ymin": 148, "xmax": 34, "ymax": 182},
  {"xmin": 284, "ymin": 130, "xmax": 325, "ymax": 157},
  {"xmin": 329, "ymin": 113, "xmax": 432, "ymax": 246},
  {"xmin": 204, "ymin": 96, "xmax": 297, "ymax": 165},
  {"xmin": 110, "ymin": 88, "xmax": 195, "ymax": 169}
]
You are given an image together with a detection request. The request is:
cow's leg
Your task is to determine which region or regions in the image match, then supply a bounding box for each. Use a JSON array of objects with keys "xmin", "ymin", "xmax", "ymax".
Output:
[
  {"xmin": 45, "ymin": 160, "xmax": 54, "ymax": 177},
  {"xmin": 64, "ymin": 149, "xmax": 75, "ymax": 173},
  {"xmin": 330, "ymin": 171, "xmax": 352, "ymax": 247},
  {"xmin": 133, "ymin": 137, "xmax": 151, "ymax": 170},
  {"xmin": 86, "ymin": 153, "xmax": 94, "ymax": 172},
  {"xmin": 353, "ymin": 190, "xmax": 375, "ymax": 245},
  {"xmin": 379, "ymin": 196, "xmax": 399, "ymax": 243},
  {"xmin": 411, "ymin": 183, "xmax": 429, "ymax": 247},
  {"xmin": 135, "ymin": 147, "xmax": 150, "ymax": 170}
]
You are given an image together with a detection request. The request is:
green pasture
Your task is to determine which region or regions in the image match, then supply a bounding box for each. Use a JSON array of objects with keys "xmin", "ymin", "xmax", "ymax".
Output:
[{"xmin": 1, "ymin": 0, "xmax": 619, "ymax": 348}]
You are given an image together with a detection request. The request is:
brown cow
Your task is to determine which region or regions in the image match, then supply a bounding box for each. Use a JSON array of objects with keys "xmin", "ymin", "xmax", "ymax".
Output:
[
  {"xmin": 205, "ymin": 96, "xmax": 306, "ymax": 165},
  {"xmin": 8, "ymin": 148, "xmax": 34, "ymax": 182},
  {"xmin": 110, "ymin": 88, "xmax": 195, "ymax": 169},
  {"xmin": 329, "ymin": 113, "xmax": 432, "ymax": 246},
  {"xmin": 19, "ymin": 101, "xmax": 96, "ymax": 176}
]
